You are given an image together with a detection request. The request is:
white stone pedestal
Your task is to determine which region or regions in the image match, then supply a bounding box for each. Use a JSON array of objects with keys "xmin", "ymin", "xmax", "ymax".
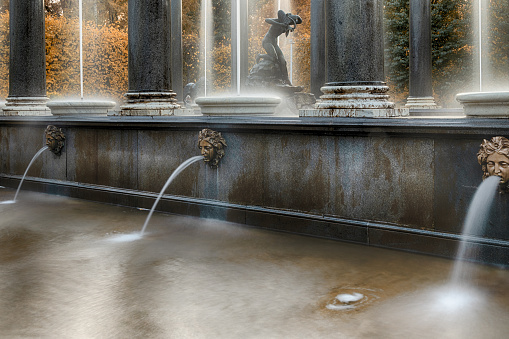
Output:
[
  {"xmin": 47, "ymin": 100, "xmax": 116, "ymax": 116},
  {"xmin": 456, "ymin": 92, "xmax": 509, "ymax": 117},
  {"xmin": 195, "ymin": 96, "xmax": 281, "ymax": 116}
]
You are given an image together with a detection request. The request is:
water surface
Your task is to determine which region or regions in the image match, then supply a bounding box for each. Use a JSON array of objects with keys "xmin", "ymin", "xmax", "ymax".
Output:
[{"xmin": 1, "ymin": 189, "xmax": 508, "ymax": 338}]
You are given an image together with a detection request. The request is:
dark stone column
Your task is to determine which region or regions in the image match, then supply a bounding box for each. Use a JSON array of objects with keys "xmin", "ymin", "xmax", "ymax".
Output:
[
  {"xmin": 310, "ymin": 0, "xmax": 325, "ymax": 98},
  {"xmin": 314, "ymin": 0, "xmax": 395, "ymax": 113},
  {"xmin": 2, "ymin": 0, "xmax": 50, "ymax": 116},
  {"xmin": 231, "ymin": 0, "xmax": 249, "ymax": 94},
  {"xmin": 121, "ymin": 0, "xmax": 179, "ymax": 116},
  {"xmin": 406, "ymin": 0, "xmax": 437, "ymax": 109},
  {"xmin": 171, "ymin": 0, "xmax": 183, "ymax": 103}
]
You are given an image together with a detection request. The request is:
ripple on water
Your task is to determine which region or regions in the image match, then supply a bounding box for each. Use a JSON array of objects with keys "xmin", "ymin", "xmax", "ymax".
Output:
[{"xmin": 326, "ymin": 288, "xmax": 381, "ymax": 311}]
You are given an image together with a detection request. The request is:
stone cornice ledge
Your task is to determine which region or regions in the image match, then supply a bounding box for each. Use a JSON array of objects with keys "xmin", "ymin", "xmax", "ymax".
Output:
[{"xmin": 2, "ymin": 115, "xmax": 509, "ymax": 136}]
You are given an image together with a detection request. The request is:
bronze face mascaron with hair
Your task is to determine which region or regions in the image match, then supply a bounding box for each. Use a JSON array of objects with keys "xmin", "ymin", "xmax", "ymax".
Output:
[{"xmin": 478, "ymin": 136, "xmax": 509, "ymax": 192}]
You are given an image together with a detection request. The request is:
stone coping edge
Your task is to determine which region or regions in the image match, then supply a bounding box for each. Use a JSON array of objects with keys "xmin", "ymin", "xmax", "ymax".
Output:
[{"xmin": 3, "ymin": 115, "xmax": 509, "ymax": 137}]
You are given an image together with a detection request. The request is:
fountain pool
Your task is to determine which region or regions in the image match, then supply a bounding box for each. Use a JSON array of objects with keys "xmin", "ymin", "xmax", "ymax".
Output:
[{"xmin": 1, "ymin": 188, "xmax": 508, "ymax": 338}]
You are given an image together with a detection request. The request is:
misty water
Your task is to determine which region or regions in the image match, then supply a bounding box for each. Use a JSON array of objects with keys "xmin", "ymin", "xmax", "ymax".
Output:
[
  {"xmin": 450, "ymin": 175, "xmax": 501, "ymax": 284},
  {"xmin": 0, "ymin": 188, "xmax": 508, "ymax": 338}
]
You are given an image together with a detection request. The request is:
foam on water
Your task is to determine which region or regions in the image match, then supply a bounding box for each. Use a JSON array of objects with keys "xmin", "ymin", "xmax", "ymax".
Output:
[
  {"xmin": 432, "ymin": 284, "xmax": 486, "ymax": 313},
  {"xmin": 326, "ymin": 288, "xmax": 380, "ymax": 311},
  {"xmin": 106, "ymin": 233, "xmax": 143, "ymax": 243},
  {"xmin": 326, "ymin": 293, "xmax": 366, "ymax": 310},
  {"xmin": 336, "ymin": 292, "xmax": 364, "ymax": 303}
]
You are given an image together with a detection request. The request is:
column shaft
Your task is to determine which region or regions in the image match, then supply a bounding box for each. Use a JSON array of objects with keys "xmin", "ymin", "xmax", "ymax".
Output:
[
  {"xmin": 171, "ymin": 0, "xmax": 183, "ymax": 102},
  {"xmin": 409, "ymin": 0, "xmax": 432, "ymax": 97},
  {"xmin": 3, "ymin": 0, "xmax": 50, "ymax": 116},
  {"xmin": 310, "ymin": 0, "xmax": 326, "ymax": 98},
  {"xmin": 406, "ymin": 0, "xmax": 437, "ymax": 109},
  {"xmin": 325, "ymin": 0, "xmax": 385, "ymax": 85},
  {"xmin": 122, "ymin": 0, "xmax": 179, "ymax": 115},
  {"xmin": 128, "ymin": 0, "xmax": 171, "ymax": 92}
]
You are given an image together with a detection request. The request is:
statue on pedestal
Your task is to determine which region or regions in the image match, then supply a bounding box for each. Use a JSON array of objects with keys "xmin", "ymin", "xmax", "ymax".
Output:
[{"xmin": 246, "ymin": 10, "xmax": 315, "ymax": 113}]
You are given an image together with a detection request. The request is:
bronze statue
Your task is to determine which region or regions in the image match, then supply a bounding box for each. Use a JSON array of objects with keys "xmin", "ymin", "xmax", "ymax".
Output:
[
  {"xmin": 478, "ymin": 136, "xmax": 509, "ymax": 192},
  {"xmin": 45, "ymin": 125, "xmax": 65, "ymax": 155},
  {"xmin": 258, "ymin": 10, "xmax": 302, "ymax": 86},
  {"xmin": 198, "ymin": 129, "xmax": 227, "ymax": 168}
]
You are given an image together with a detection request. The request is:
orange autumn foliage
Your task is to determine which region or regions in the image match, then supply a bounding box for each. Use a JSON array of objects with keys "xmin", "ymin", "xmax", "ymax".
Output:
[
  {"xmin": 0, "ymin": 12, "xmax": 127, "ymax": 102},
  {"xmin": 0, "ymin": 11, "xmax": 8, "ymax": 99},
  {"xmin": 45, "ymin": 14, "xmax": 128, "ymax": 102}
]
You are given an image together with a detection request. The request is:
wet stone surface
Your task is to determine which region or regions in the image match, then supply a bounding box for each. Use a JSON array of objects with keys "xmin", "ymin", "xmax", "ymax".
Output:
[{"xmin": 0, "ymin": 188, "xmax": 509, "ymax": 338}]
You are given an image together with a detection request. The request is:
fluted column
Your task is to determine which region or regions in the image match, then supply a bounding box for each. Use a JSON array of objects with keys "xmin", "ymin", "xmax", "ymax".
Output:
[
  {"xmin": 405, "ymin": 0, "xmax": 437, "ymax": 109},
  {"xmin": 2, "ymin": 0, "xmax": 50, "ymax": 116},
  {"xmin": 121, "ymin": 0, "xmax": 179, "ymax": 116}
]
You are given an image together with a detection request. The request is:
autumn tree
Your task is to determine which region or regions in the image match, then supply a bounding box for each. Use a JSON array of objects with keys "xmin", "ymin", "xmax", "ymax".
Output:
[
  {"xmin": 45, "ymin": 15, "xmax": 128, "ymax": 101},
  {"xmin": 0, "ymin": 11, "xmax": 8, "ymax": 98},
  {"xmin": 0, "ymin": 0, "xmax": 7, "ymax": 13}
]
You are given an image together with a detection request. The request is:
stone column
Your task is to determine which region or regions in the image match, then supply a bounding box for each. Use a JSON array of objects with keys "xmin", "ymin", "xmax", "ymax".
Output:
[
  {"xmin": 2, "ymin": 0, "xmax": 51, "ymax": 116},
  {"xmin": 310, "ymin": 0, "xmax": 326, "ymax": 98},
  {"xmin": 304, "ymin": 0, "xmax": 404, "ymax": 117},
  {"xmin": 121, "ymin": 0, "xmax": 179, "ymax": 116},
  {"xmin": 171, "ymin": 0, "xmax": 183, "ymax": 103},
  {"xmin": 405, "ymin": 0, "xmax": 437, "ymax": 109},
  {"xmin": 231, "ymin": 0, "xmax": 249, "ymax": 94}
]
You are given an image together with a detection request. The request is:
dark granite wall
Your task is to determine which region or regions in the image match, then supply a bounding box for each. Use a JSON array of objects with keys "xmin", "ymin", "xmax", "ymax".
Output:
[{"xmin": 0, "ymin": 117, "xmax": 507, "ymax": 264}]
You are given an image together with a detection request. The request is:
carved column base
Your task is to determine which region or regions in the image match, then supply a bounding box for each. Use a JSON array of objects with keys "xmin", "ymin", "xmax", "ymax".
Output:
[
  {"xmin": 120, "ymin": 92, "xmax": 180, "ymax": 116},
  {"xmin": 315, "ymin": 82, "xmax": 395, "ymax": 110},
  {"xmin": 300, "ymin": 108, "xmax": 408, "ymax": 118},
  {"xmin": 304, "ymin": 82, "xmax": 406, "ymax": 117},
  {"xmin": 1, "ymin": 97, "xmax": 51, "ymax": 116},
  {"xmin": 405, "ymin": 96, "xmax": 438, "ymax": 109}
]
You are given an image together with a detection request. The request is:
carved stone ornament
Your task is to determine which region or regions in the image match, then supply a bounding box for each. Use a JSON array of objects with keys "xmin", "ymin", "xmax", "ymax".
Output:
[
  {"xmin": 477, "ymin": 136, "xmax": 509, "ymax": 192},
  {"xmin": 45, "ymin": 125, "xmax": 65, "ymax": 155},
  {"xmin": 198, "ymin": 129, "xmax": 227, "ymax": 168}
]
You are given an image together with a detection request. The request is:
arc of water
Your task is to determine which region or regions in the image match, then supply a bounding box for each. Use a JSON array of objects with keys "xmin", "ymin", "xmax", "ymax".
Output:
[
  {"xmin": 12, "ymin": 146, "xmax": 49, "ymax": 202},
  {"xmin": 140, "ymin": 156, "xmax": 203, "ymax": 235},
  {"xmin": 450, "ymin": 175, "xmax": 500, "ymax": 285}
]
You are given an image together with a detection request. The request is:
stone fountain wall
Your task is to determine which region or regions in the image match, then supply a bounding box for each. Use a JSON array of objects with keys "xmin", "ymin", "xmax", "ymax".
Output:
[{"xmin": 0, "ymin": 116, "xmax": 508, "ymax": 265}]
